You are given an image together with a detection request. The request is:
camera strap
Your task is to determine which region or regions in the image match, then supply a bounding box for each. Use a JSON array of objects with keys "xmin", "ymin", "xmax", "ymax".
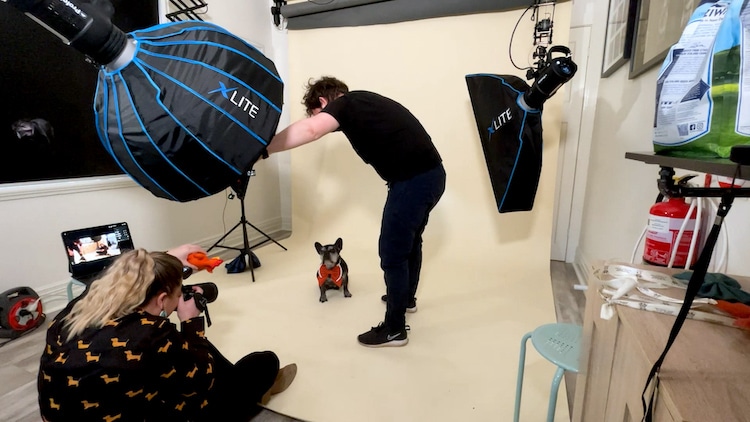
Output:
[
  {"xmin": 641, "ymin": 194, "xmax": 732, "ymax": 421},
  {"xmin": 194, "ymin": 293, "xmax": 212, "ymax": 327}
]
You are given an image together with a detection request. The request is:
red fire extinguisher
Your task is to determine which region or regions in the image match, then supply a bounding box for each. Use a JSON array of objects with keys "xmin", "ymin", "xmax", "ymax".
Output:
[{"xmin": 643, "ymin": 197, "xmax": 698, "ymax": 268}]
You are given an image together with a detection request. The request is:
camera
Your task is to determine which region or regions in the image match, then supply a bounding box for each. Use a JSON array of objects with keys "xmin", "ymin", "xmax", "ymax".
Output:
[
  {"xmin": 522, "ymin": 45, "xmax": 577, "ymax": 110},
  {"xmin": 182, "ymin": 282, "xmax": 218, "ymax": 307},
  {"xmin": 181, "ymin": 282, "xmax": 219, "ymax": 326}
]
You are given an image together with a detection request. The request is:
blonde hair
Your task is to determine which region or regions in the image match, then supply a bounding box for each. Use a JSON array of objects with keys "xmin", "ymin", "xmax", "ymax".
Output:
[{"xmin": 63, "ymin": 249, "xmax": 183, "ymax": 341}]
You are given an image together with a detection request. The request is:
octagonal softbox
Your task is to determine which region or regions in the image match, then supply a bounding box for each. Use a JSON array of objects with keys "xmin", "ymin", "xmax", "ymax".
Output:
[
  {"xmin": 7, "ymin": 0, "xmax": 283, "ymax": 202},
  {"xmin": 95, "ymin": 21, "xmax": 283, "ymax": 201}
]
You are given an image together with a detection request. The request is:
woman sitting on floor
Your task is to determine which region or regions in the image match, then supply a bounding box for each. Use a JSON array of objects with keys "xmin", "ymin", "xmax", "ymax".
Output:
[{"xmin": 38, "ymin": 246, "xmax": 296, "ymax": 421}]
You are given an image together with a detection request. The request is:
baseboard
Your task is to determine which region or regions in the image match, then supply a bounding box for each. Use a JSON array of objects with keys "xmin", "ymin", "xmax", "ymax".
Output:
[
  {"xmin": 37, "ymin": 220, "xmax": 291, "ymax": 314},
  {"xmin": 573, "ymin": 248, "xmax": 596, "ymax": 286},
  {"xmin": 36, "ymin": 281, "xmax": 80, "ymax": 315}
]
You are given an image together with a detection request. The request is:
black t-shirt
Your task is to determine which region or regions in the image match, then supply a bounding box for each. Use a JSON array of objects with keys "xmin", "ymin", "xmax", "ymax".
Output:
[{"xmin": 322, "ymin": 91, "xmax": 442, "ymax": 182}]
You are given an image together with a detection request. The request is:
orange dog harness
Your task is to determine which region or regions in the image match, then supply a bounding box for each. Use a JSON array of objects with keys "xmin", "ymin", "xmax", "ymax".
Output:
[{"xmin": 317, "ymin": 263, "xmax": 343, "ymax": 288}]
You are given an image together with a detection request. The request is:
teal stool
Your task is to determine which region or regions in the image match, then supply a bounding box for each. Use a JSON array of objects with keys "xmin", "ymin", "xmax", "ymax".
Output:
[
  {"xmin": 513, "ymin": 323, "xmax": 581, "ymax": 422},
  {"xmin": 67, "ymin": 278, "xmax": 86, "ymax": 302}
]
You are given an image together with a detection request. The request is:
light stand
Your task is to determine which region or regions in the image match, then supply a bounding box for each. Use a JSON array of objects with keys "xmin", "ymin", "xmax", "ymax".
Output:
[{"xmin": 207, "ymin": 169, "xmax": 287, "ymax": 281}]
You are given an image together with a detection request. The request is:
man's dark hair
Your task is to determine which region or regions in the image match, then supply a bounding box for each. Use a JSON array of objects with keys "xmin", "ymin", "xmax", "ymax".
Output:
[{"xmin": 302, "ymin": 76, "xmax": 349, "ymax": 116}]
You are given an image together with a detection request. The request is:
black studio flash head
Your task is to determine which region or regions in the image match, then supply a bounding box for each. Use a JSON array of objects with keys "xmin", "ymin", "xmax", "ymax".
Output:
[
  {"xmin": 522, "ymin": 46, "xmax": 577, "ymax": 110},
  {"xmin": 7, "ymin": 0, "xmax": 127, "ymax": 65}
]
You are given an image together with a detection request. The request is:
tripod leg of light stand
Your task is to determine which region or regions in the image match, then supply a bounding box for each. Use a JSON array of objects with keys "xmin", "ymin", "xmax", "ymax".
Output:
[
  {"xmin": 240, "ymin": 212, "xmax": 256, "ymax": 282},
  {"xmin": 214, "ymin": 193, "xmax": 258, "ymax": 281},
  {"xmin": 247, "ymin": 220, "xmax": 288, "ymax": 251},
  {"xmin": 210, "ymin": 169, "xmax": 287, "ymax": 281},
  {"xmin": 207, "ymin": 220, "xmax": 243, "ymax": 253}
]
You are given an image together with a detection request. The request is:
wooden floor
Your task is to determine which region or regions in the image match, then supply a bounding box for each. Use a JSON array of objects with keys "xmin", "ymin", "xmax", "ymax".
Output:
[{"xmin": 0, "ymin": 261, "xmax": 584, "ymax": 422}]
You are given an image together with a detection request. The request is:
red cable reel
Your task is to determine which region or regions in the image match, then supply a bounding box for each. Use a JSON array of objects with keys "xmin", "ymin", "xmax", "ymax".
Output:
[{"xmin": 0, "ymin": 287, "xmax": 44, "ymax": 336}]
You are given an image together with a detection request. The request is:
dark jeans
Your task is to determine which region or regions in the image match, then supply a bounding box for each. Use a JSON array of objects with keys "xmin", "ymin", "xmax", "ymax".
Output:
[
  {"xmin": 207, "ymin": 344, "xmax": 279, "ymax": 421},
  {"xmin": 380, "ymin": 163, "xmax": 446, "ymax": 331}
]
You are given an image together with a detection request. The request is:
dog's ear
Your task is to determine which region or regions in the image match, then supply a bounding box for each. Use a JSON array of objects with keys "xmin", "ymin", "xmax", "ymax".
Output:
[
  {"xmin": 314, "ymin": 242, "xmax": 323, "ymax": 254},
  {"xmin": 335, "ymin": 238, "xmax": 343, "ymax": 251}
]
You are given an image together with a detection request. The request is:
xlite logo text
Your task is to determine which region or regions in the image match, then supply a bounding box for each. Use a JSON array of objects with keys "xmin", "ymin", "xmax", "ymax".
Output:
[
  {"xmin": 209, "ymin": 82, "xmax": 260, "ymax": 118},
  {"xmin": 61, "ymin": 0, "xmax": 85, "ymax": 16},
  {"xmin": 488, "ymin": 108, "xmax": 513, "ymax": 135}
]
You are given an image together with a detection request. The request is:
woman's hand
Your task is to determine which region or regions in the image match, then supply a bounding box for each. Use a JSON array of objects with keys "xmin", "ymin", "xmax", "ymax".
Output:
[
  {"xmin": 166, "ymin": 244, "xmax": 206, "ymax": 270},
  {"xmin": 176, "ymin": 285, "xmax": 203, "ymax": 321}
]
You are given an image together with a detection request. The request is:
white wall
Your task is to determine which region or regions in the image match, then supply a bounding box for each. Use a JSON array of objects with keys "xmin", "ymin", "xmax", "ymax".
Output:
[
  {"xmin": 0, "ymin": 0, "xmax": 289, "ymax": 311},
  {"xmin": 575, "ymin": 0, "xmax": 750, "ymax": 276},
  {"xmin": 10, "ymin": 0, "xmax": 742, "ymax": 318}
]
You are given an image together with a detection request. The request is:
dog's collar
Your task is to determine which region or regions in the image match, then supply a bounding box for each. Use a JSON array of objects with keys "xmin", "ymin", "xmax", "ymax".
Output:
[{"xmin": 317, "ymin": 263, "xmax": 343, "ymax": 287}]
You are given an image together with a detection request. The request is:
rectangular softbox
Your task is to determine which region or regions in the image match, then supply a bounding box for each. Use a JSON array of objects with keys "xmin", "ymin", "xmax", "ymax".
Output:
[{"xmin": 466, "ymin": 73, "xmax": 543, "ymax": 213}]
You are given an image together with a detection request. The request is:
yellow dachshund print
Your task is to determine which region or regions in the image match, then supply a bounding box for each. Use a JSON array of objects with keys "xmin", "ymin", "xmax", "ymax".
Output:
[
  {"xmin": 124, "ymin": 350, "xmax": 142, "ymax": 361},
  {"xmin": 158, "ymin": 339, "xmax": 172, "ymax": 353},
  {"xmin": 85, "ymin": 351, "xmax": 101, "ymax": 362},
  {"xmin": 125, "ymin": 389, "xmax": 143, "ymax": 398},
  {"xmin": 100, "ymin": 374, "xmax": 120, "ymax": 384},
  {"xmin": 82, "ymin": 400, "xmax": 99, "ymax": 410},
  {"xmin": 111, "ymin": 338, "xmax": 128, "ymax": 347},
  {"xmin": 161, "ymin": 367, "xmax": 177, "ymax": 379}
]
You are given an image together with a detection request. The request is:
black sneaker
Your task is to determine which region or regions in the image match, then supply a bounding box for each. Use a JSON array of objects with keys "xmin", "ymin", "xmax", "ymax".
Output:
[
  {"xmin": 357, "ymin": 322, "xmax": 408, "ymax": 347},
  {"xmin": 380, "ymin": 295, "xmax": 417, "ymax": 313}
]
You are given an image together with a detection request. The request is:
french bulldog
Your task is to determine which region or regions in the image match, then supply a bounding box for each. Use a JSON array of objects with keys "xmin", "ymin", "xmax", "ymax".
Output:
[{"xmin": 315, "ymin": 238, "xmax": 351, "ymax": 303}]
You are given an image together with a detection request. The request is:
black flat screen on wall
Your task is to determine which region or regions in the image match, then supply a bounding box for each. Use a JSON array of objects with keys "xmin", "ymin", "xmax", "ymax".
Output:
[{"xmin": 0, "ymin": 0, "xmax": 159, "ymax": 184}]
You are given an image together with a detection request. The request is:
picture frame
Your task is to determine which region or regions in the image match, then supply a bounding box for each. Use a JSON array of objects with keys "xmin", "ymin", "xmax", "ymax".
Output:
[
  {"xmin": 629, "ymin": 0, "xmax": 700, "ymax": 79},
  {"xmin": 601, "ymin": 0, "xmax": 637, "ymax": 78}
]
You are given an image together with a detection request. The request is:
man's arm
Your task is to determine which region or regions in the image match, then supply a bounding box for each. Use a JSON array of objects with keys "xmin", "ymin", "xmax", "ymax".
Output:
[{"xmin": 266, "ymin": 112, "xmax": 340, "ymax": 155}]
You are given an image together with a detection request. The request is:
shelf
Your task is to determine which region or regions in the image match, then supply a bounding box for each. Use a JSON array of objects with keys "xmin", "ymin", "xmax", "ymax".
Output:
[{"xmin": 625, "ymin": 152, "xmax": 750, "ymax": 179}]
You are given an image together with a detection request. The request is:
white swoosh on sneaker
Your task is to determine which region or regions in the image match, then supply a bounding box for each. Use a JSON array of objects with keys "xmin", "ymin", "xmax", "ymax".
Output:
[{"xmin": 387, "ymin": 333, "xmax": 401, "ymax": 341}]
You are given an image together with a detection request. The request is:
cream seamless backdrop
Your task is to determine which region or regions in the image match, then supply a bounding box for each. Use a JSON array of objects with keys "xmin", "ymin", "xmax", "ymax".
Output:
[{"xmin": 204, "ymin": 6, "xmax": 573, "ymax": 421}]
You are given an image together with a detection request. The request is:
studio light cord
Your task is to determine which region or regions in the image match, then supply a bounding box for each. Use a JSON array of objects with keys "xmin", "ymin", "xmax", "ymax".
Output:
[{"xmin": 508, "ymin": 0, "xmax": 557, "ymax": 78}]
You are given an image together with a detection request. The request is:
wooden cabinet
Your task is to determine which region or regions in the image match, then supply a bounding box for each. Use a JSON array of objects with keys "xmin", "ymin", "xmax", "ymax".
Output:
[{"xmin": 572, "ymin": 266, "xmax": 750, "ymax": 421}]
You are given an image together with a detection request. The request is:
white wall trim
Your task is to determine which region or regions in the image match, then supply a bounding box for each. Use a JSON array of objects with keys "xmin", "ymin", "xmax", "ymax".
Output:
[
  {"xmin": 0, "ymin": 175, "xmax": 136, "ymax": 202},
  {"xmin": 573, "ymin": 246, "xmax": 595, "ymax": 287}
]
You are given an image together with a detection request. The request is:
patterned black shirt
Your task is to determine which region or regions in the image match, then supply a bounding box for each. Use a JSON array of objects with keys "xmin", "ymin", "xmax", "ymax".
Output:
[{"xmin": 38, "ymin": 301, "xmax": 217, "ymax": 421}]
